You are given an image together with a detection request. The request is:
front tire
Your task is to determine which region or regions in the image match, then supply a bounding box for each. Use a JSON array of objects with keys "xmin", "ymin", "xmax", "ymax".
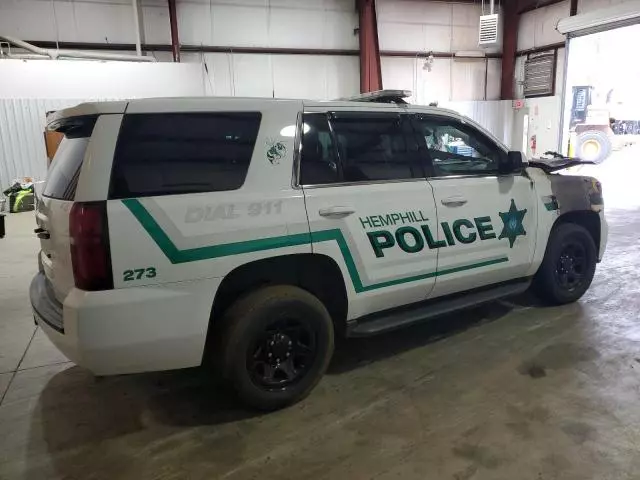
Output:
[
  {"xmin": 219, "ymin": 285, "xmax": 334, "ymax": 411},
  {"xmin": 532, "ymin": 223, "xmax": 597, "ymax": 305}
]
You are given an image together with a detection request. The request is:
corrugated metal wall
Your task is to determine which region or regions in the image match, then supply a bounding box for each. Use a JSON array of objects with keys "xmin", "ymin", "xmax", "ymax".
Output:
[
  {"xmin": 443, "ymin": 100, "xmax": 515, "ymax": 147},
  {"xmin": 0, "ymin": 98, "xmax": 102, "ymax": 191}
]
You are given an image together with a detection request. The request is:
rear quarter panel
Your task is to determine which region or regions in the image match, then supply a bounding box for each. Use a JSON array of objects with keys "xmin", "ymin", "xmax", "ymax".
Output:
[{"xmin": 108, "ymin": 99, "xmax": 310, "ymax": 289}]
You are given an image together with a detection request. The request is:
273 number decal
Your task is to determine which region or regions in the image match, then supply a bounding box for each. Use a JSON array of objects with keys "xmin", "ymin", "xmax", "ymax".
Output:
[{"xmin": 123, "ymin": 267, "xmax": 157, "ymax": 281}]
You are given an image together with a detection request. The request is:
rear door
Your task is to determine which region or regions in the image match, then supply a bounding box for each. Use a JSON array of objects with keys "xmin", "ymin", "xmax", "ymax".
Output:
[{"xmin": 301, "ymin": 110, "xmax": 438, "ymax": 320}]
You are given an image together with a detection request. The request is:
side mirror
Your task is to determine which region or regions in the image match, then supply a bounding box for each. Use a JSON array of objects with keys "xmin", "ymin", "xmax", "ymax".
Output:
[{"xmin": 499, "ymin": 151, "xmax": 525, "ymax": 175}]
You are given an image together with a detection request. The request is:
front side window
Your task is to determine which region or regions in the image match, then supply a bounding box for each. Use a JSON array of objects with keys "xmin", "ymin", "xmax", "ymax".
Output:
[
  {"xmin": 109, "ymin": 112, "xmax": 261, "ymax": 199},
  {"xmin": 413, "ymin": 116, "xmax": 503, "ymax": 176}
]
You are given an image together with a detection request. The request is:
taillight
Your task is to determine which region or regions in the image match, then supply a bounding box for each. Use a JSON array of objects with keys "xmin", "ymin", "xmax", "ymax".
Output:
[{"xmin": 69, "ymin": 201, "xmax": 113, "ymax": 291}]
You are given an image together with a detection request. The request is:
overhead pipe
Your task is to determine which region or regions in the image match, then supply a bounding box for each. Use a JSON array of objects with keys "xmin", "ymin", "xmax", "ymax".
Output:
[
  {"xmin": 131, "ymin": 0, "xmax": 143, "ymax": 56},
  {"xmin": 0, "ymin": 34, "xmax": 155, "ymax": 62},
  {"xmin": 168, "ymin": 0, "xmax": 180, "ymax": 62}
]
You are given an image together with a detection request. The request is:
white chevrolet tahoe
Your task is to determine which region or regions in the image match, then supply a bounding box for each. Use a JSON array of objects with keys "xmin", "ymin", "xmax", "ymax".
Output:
[{"xmin": 30, "ymin": 91, "xmax": 607, "ymax": 410}]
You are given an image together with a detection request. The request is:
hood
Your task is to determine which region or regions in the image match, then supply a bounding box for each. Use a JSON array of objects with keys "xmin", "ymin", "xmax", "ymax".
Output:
[{"xmin": 528, "ymin": 155, "xmax": 595, "ymax": 173}]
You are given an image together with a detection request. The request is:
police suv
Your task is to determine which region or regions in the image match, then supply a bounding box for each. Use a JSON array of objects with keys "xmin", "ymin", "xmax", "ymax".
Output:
[{"xmin": 30, "ymin": 91, "xmax": 607, "ymax": 410}]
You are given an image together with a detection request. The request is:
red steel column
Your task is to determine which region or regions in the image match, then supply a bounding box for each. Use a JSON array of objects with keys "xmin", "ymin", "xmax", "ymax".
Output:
[
  {"xmin": 569, "ymin": 0, "xmax": 578, "ymax": 16},
  {"xmin": 357, "ymin": 0, "xmax": 382, "ymax": 93},
  {"xmin": 168, "ymin": 0, "xmax": 180, "ymax": 62},
  {"xmin": 500, "ymin": 0, "xmax": 519, "ymax": 99}
]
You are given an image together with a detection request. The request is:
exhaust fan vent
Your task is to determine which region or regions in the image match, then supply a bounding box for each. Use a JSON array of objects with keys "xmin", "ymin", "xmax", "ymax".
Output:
[{"xmin": 479, "ymin": 14, "xmax": 499, "ymax": 46}]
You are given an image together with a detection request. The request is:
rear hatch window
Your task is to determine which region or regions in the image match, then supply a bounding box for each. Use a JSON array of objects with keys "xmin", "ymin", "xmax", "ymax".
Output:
[
  {"xmin": 44, "ymin": 115, "xmax": 97, "ymax": 200},
  {"xmin": 109, "ymin": 112, "xmax": 262, "ymax": 199}
]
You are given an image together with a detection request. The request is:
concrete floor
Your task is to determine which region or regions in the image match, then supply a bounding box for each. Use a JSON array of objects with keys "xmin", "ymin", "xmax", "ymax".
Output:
[{"xmin": 1, "ymin": 151, "xmax": 640, "ymax": 479}]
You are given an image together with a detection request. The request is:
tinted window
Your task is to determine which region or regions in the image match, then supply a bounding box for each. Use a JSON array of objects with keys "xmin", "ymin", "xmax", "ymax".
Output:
[
  {"xmin": 300, "ymin": 114, "xmax": 339, "ymax": 185},
  {"xmin": 43, "ymin": 115, "xmax": 98, "ymax": 200},
  {"xmin": 109, "ymin": 113, "xmax": 261, "ymax": 199},
  {"xmin": 413, "ymin": 117, "xmax": 503, "ymax": 176},
  {"xmin": 43, "ymin": 138, "xmax": 89, "ymax": 200},
  {"xmin": 330, "ymin": 115, "xmax": 421, "ymax": 182}
]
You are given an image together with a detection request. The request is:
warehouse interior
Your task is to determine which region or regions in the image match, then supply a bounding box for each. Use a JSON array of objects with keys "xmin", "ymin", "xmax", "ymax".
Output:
[{"xmin": 1, "ymin": 0, "xmax": 640, "ymax": 478}]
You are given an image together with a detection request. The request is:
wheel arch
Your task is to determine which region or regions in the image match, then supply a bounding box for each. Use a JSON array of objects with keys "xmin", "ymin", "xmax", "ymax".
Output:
[
  {"xmin": 209, "ymin": 253, "xmax": 349, "ymax": 338},
  {"xmin": 553, "ymin": 210, "xmax": 601, "ymax": 257}
]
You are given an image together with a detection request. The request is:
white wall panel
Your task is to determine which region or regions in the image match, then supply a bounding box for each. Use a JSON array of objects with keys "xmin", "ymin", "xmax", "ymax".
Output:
[
  {"xmin": 381, "ymin": 57, "xmax": 416, "ymax": 101},
  {"xmin": 442, "ymin": 100, "xmax": 515, "ymax": 146},
  {"xmin": 0, "ymin": 59, "xmax": 205, "ymax": 98},
  {"xmin": 323, "ymin": 56, "xmax": 360, "ymax": 99},
  {"xmin": 0, "ymin": 98, "xmax": 108, "ymax": 190},
  {"xmin": 451, "ymin": 59, "xmax": 488, "ymax": 101},
  {"xmin": 517, "ymin": 1, "xmax": 570, "ymax": 51},
  {"xmin": 382, "ymin": 55, "xmax": 499, "ymax": 103},
  {"xmin": 377, "ymin": 0, "xmax": 500, "ymax": 53},
  {"xmin": 211, "ymin": 4, "xmax": 270, "ymax": 47},
  {"xmin": 200, "ymin": 53, "xmax": 358, "ymax": 100},
  {"xmin": 0, "ymin": 0, "xmax": 357, "ymax": 49},
  {"xmin": 419, "ymin": 58, "xmax": 452, "ymax": 105},
  {"xmin": 486, "ymin": 59, "xmax": 502, "ymax": 100},
  {"xmin": 176, "ymin": 2, "xmax": 211, "ymax": 45},
  {"xmin": 230, "ymin": 54, "xmax": 274, "ymax": 97},
  {"xmin": 578, "ymin": 0, "xmax": 638, "ymax": 13}
]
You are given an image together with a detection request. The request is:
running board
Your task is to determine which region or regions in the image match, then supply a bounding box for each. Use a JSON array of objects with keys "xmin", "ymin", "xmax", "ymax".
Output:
[{"xmin": 347, "ymin": 279, "xmax": 531, "ymax": 337}]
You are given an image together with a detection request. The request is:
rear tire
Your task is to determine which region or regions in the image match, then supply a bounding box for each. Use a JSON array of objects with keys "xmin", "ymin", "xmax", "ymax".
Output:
[
  {"xmin": 532, "ymin": 223, "xmax": 597, "ymax": 305},
  {"xmin": 218, "ymin": 285, "xmax": 334, "ymax": 411},
  {"xmin": 576, "ymin": 130, "xmax": 611, "ymax": 164}
]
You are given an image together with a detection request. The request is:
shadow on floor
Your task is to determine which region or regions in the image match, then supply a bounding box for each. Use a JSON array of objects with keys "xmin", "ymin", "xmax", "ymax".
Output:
[
  {"xmin": 328, "ymin": 295, "xmax": 536, "ymax": 375},
  {"xmin": 34, "ymin": 297, "xmax": 531, "ymax": 442},
  {"xmin": 24, "ymin": 295, "xmax": 548, "ymax": 479}
]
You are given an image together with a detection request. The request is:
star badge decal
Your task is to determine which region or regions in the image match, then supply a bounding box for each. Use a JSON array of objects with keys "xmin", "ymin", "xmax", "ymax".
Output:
[{"xmin": 498, "ymin": 199, "xmax": 527, "ymax": 248}]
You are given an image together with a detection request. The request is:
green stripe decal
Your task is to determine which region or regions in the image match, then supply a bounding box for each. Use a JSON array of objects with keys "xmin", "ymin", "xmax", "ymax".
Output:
[{"xmin": 123, "ymin": 199, "xmax": 508, "ymax": 294}]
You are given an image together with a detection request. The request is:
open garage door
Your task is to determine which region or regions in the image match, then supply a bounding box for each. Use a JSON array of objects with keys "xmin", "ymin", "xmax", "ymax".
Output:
[
  {"xmin": 557, "ymin": 1, "xmax": 640, "ymax": 37},
  {"xmin": 558, "ymin": 4, "xmax": 640, "ymax": 208}
]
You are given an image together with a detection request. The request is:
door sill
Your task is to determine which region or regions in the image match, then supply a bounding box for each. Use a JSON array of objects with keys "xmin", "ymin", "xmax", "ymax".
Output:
[{"xmin": 347, "ymin": 278, "xmax": 531, "ymax": 337}]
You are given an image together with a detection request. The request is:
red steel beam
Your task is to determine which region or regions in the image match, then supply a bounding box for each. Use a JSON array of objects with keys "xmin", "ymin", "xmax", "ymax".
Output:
[
  {"xmin": 168, "ymin": 0, "xmax": 180, "ymax": 62},
  {"xmin": 500, "ymin": 0, "xmax": 519, "ymax": 99},
  {"xmin": 570, "ymin": 0, "xmax": 578, "ymax": 15},
  {"xmin": 357, "ymin": 0, "xmax": 382, "ymax": 93},
  {"xmin": 518, "ymin": 0, "xmax": 567, "ymax": 14}
]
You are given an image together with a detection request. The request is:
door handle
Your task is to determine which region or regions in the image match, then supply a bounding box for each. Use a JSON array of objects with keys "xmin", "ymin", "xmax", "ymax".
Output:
[
  {"xmin": 36, "ymin": 231, "xmax": 50, "ymax": 240},
  {"xmin": 319, "ymin": 206, "xmax": 355, "ymax": 218},
  {"xmin": 441, "ymin": 196, "xmax": 467, "ymax": 206}
]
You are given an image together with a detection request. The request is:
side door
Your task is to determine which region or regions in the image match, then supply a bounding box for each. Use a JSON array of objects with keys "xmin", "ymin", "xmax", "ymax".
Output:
[
  {"xmin": 300, "ymin": 110, "xmax": 438, "ymax": 320},
  {"xmin": 411, "ymin": 113, "xmax": 537, "ymax": 299}
]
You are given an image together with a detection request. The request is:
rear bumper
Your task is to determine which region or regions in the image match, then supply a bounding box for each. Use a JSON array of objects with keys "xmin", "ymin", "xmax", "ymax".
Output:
[
  {"xmin": 30, "ymin": 272, "xmax": 64, "ymax": 333},
  {"xmin": 30, "ymin": 272, "xmax": 222, "ymax": 375}
]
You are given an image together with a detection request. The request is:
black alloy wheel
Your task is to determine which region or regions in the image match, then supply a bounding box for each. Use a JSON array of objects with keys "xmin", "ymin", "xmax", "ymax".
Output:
[
  {"xmin": 554, "ymin": 242, "xmax": 588, "ymax": 292},
  {"xmin": 217, "ymin": 285, "xmax": 334, "ymax": 410},
  {"xmin": 248, "ymin": 318, "xmax": 317, "ymax": 390},
  {"xmin": 531, "ymin": 223, "xmax": 597, "ymax": 305}
]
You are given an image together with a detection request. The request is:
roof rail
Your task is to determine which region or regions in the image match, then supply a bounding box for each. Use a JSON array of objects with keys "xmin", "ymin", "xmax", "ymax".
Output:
[{"xmin": 338, "ymin": 89, "xmax": 412, "ymax": 104}]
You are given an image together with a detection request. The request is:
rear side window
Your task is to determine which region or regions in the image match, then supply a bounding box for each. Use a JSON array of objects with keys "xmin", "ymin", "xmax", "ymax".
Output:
[
  {"xmin": 300, "ymin": 114, "xmax": 340, "ymax": 185},
  {"xmin": 330, "ymin": 114, "xmax": 422, "ymax": 182},
  {"xmin": 109, "ymin": 113, "xmax": 261, "ymax": 199},
  {"xmin": 43, "ymin": 116, "xmax": 97, "ymax": 200}
]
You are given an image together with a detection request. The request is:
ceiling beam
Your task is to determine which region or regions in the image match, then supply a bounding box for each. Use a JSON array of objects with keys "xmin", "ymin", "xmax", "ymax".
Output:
[{"xmin": 518, "ymin": 0, "xmax": 567, "ymax": 14}]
